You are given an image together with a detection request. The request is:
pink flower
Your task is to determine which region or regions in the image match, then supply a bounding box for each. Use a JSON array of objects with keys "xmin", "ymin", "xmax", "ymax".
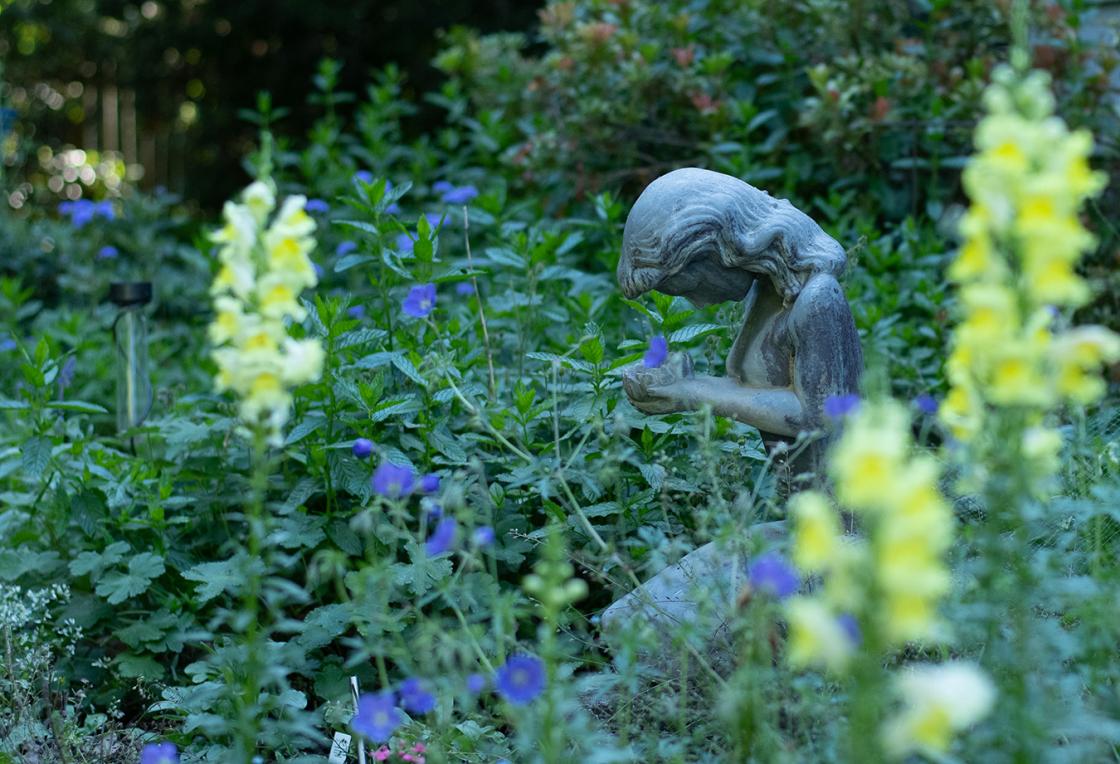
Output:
[
  {"xmin": 412, "ymin": 743, "xmax": 427, "ymax": 753},
  {"xmin": 374, "ymin": 746, "xmax": 391, "ymax": 762}
]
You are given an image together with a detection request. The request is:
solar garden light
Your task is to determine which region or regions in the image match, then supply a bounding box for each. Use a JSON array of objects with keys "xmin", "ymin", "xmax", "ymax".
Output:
[{"xmin": 108, "ymin": 281, "xmax": 153, "ymax": 433}]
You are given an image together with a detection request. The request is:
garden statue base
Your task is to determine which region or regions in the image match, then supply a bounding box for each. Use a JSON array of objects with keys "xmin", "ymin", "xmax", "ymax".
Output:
[{"xmin": 599, "ymin": 521, "xmax": 786, "ymax": 678}]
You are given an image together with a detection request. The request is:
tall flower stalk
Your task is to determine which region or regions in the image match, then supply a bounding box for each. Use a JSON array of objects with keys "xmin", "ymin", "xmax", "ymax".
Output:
[
  {"xmin": 939, "ymin": 61, "xmax": 1118, "ymax": 761},
  {"xmin": 207, "ymin": 180, "xmax": 324, "ymax": 759}
]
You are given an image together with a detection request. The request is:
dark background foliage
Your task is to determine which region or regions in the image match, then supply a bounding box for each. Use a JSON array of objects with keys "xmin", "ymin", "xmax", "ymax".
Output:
[{"xmin": 1, "ymin": 0, "xmax": 542, "ymax": 207}]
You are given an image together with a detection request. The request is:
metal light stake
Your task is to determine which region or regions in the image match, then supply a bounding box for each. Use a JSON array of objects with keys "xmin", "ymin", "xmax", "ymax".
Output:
[{"xmin": 108, "ymin": 281, "xmax": 153, "ymax": 433}]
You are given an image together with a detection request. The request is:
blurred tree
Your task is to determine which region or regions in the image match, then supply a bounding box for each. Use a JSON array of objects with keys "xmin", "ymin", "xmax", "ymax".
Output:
[{"xmin": 0, "ymin": 0, "xmax": 542, "ymax": 208}]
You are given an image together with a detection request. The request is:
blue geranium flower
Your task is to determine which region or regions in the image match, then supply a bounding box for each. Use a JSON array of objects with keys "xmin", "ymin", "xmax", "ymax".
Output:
[
  {"xmin": 97, "ymin": 245, "xmax": 119, "ymax": 259},
  {"xmin": 456, "ymin": 281, "xmax": 475, "ymax": 296},
  {"xmin": 442, "ymin": 185, "xmax": 479, "ymax": 205},
  {"xmin": 347, "ymin": 305, "xmax": 366, "ymax": 319},
  {"xmin": 0, "ymin": 338, "xmax": 16, "ymax": 352},
  {"xmin": 372, "ymin": 462, "xmax": 414, "ymax": 498},
  {"xmin": 494, "ymin": 655, "xmax": 545, "ymax": 706},
  {"xmin": 396, "ymin": 232, "xmax": 416, "ymax": 253},
  {"xmin": 418, "ymin": 473, "xmax": 440, "ymax": 494},
  {"xmin": 336, "ymin": 240, "xmax": 358, "ymax": 256},
  {"xmin": 351, "ymin": 692, "xmax": 401, "ymax": 742},
  {"xmin": 305, "ymin": 198, "xmax": 330, "ymax": 214},
  {"xmin": 139, "ymin": 742, "xmax": 179, "ymax": 764},
  {"xmin": 354, "ymin": 170, "xmax": 374, "ymax": 185},
  {"xmin": 399, "ymin": 677, "xmax": 436, "ymax": 714},
  {"xmin": 643, "ymin": 335, "xmax": 668, "ymax": 368},
  {"xmin": 426, "ymin": 517, "xmax": 458, "ymax": 557},
  {"xmin": 747, "ymin": 552, "xmax": 799, "ymax": 600},
  {"xmin": 913, "ymin": 393, "xmax": 939, "ymax": 415},
  {"xmin": 59, "ymin": 199, "xmax": 114, "ymax": 228},
  {"xmin": 352, "ymin": 438, "xmax": 374, "ymax": 459},
  {"xmin": 402, "ymin": 283, "xmax": 436, "ymax": 318},
  {"xmin": 466, "ymin": 673, "xmax": 486, "ymax": 694},
  {"xmin": 837, "ymin": 613, "xmax": 862, "ymax": 646},
  {"xmin": 823, "ymin": 393, "xmax": 861, "ymax": 419},
  {"xmin": 57, "ymin": 356, "xmax": 76, "ymax": 395},
  {"xmin": 472, "ymin": 526, "xmax": 495, "ymax": 547},
  {"xmin": 424, "ymin": 212, "xmax": 444, "ymax": 229},
  {"xmin": 432, "ymin": 180, "xmax": 454, "ymax": 194}
]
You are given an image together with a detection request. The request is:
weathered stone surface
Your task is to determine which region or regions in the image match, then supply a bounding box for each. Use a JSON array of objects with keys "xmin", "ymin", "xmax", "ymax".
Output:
[{"xmin": 600, "ymin": 522, "xmax": 787, "ymax": 677}]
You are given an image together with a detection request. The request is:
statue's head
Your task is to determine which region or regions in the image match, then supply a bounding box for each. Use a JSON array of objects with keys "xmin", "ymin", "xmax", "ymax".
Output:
[{"xmin": 617, "ymin": 167, "xmax": 845, "ymax": 306}]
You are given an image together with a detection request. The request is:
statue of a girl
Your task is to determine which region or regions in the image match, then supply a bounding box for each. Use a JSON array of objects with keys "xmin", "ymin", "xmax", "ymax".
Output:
[{"xmin": 617, "ymin": 167, "xmax": 863, "ymax": 488}]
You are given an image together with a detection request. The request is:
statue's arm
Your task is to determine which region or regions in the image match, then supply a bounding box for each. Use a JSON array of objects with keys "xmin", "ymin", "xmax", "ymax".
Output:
[{"xmin": 673, "ymin": 376, "xmax": 804, "ymax": 437}]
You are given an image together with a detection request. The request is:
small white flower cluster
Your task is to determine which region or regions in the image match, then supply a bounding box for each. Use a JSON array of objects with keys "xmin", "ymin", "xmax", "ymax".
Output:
[{"xmin": 209, "ymin": 181, "xmax": 325, "ymax": 444}]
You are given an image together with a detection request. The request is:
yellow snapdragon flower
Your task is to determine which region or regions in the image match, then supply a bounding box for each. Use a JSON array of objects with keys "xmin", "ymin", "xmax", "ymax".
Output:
[
  {"xmin": 829, "ymin": 401, "xmax": 910, "ymax": 513},
  {"xmin": 790, "ymin": 490, "xmax": 842, "ymax": 573},
  {"xmin": 882, "ymin": 662, "xmax": 995, "ymax": 759},
  {"xmin": 208, "ymin": 181, "xmax": 324, "ymax": 444},
  {"xmin": 785, "ymin": 597, "xmax": 854, "ymax": 673}
]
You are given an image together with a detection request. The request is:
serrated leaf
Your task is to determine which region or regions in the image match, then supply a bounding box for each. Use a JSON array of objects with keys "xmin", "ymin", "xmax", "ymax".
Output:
[
  {"xmin": 182, "ymin": 554, "xmax": 263, "ymax": 604},
  {"xmin": 95, "ymin": 553, "xmax": 164, "ymax": 604},
  {"xmin": 334, "ymin": 254, "xmax": 376, "ymax": 273},
  {"xmin": 21, "ymin": 436, "xmax": 51, "ymax": 479},
  {"xmin": 390, "ymin": 353, "xmax": 426, "ymax": 387}
]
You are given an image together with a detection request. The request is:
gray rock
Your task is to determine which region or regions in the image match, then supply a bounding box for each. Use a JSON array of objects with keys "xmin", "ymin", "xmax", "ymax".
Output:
[{"xmin": 600, "ymin": 522, "xmax": 787, "ymax": 678}]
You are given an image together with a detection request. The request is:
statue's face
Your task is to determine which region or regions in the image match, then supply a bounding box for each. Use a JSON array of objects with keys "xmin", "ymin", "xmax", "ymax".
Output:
[{"xmin": 656, "ymin": 250, "xmax": 755, "ymax": 308}]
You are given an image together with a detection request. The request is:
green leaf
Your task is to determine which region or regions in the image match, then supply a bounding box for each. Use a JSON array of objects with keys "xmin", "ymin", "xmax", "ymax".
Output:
[
  {"xmin": 21, "ymin": 436, "xmax": 51, "ymax": 479},
  {"xmin": 45, "ymin": 400, "xmax": 109, "ymax": 414},
  {"xmin": 96, "ymin": 553, "xmax": 165, "ymax": 604},
  {"xmin": 669, "ymin": 323, "xmax": 722, "ymax": 344},
  {"xmin": 183, "ymin": 554, "xmax": 263, "ymax": 604},
  {"xmin": 69, "ymin": 541, "xmax": 129, "ymax": 580}
]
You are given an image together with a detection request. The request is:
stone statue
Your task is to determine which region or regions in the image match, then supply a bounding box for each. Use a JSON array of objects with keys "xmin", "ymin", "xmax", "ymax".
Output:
[
  {"xmin": 599, "ymin": 168, "xmax": 863, "ymax": 679},
  {"xmin": 617, "ymin": 167, "xmax": 862, "ymax": 488}
]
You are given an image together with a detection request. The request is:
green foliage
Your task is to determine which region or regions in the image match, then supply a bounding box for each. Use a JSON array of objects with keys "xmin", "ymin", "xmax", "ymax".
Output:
[{"xmin": 1, "ymin": 1, "xmax": 1119, "ymax": 762}]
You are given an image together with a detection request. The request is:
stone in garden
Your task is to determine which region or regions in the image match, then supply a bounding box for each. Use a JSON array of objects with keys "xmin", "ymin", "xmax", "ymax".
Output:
[{"xmin": 604, "ymin": 167, "xmax": 863, "ymax": 675}]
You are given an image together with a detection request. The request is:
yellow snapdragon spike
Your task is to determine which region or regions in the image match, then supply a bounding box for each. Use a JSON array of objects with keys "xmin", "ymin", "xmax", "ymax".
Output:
[
  {"xmin": 789, "ymin": 490, "xmax": 842, "ymax": 572},
  {"xmin": 822, "ymin": 540, "xmax": 868, "ymax": 612}
]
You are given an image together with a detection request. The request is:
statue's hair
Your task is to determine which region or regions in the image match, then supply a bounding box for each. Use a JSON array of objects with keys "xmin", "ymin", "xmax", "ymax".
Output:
[{"xmin": 617, "ymin": 170, "xmax": 847, "ymax": 303}]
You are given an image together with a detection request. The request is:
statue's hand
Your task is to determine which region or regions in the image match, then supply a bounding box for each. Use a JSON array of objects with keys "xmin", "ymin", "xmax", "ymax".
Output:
[{"xmin": 622, "ymin": 353, "xmax": 695, "ymax": 414}]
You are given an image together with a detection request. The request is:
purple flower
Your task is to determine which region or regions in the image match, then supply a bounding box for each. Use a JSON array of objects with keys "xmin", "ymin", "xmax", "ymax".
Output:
[
  {"xmin": 442, "ymin": 185, "xmax": 478, "ymax": 205},
  {"xmin": 643, "ymin": 335, "xmax": 668, "ymax": 368},
  {"xmin": 402, "ymin": 283, "xmax": 436, "ymax": 318},
  {"xmin": 57, "ymin": 356, "xmax": 76, "ymax": 394},
  {"xmin": 97, "ymin": 245, "xmax": 119, "ymax": 259},
  {"xmin": 352, "ymin": 692, "xmax": 401, "ymax": 742},
  {"xmin": 837, "ymin": 613, "xmax": 862, "ymax": 646},
  {"xmin": 396, "ymin": 232, "xmax": 416, "ymax": 253},
  {"xmin": 313, "ymin": 262, "xmax": 324, "ymax": 278},
  {"xmin": 456, "ymin": 281, "xmax": 475, "ymax": 296},
  {"xmin": 139, "ymin": 743, "xmax": 179, "ymax": 764},
  {"xmin": 418, "ymin": 473, "xmax": 440, "ymax": 494},
  {"xmin": 354, "ymin": 170, "xmax": 374, "ymax": 185},
  {"xmin": 426, "ymin": 518, "xmax": 458, "ymax": 556},
  {"xmin": 372, "ymin": 462, "xmax": 414, "ymax": 498},
  {"xmin": 353, "ymin": 438, "xmax": 374, "ymax": 458},
  {"xmin": 494, "ymin": 655, "xmax": 545, "ymax": 706},
  {"xmin": 466, "ymin": 673, "xmax": 486, "ymax": 694},
  {"xmin": 336, "ymin": 240, "xmax": 358, "ymax": 256},
  {"xmin": 913, "ymin": 393, "xmax": 939, "ymax": 415},
  {"xmin": 347, "ymin": 306, "xmax": 366, "ymax": 321},
  {"xmin": 426, "ymin": 503, "xmax": 443, "ymax": 522},
  {"xmin": 433, "ymin": 180, "xmax": 454, "ymax": 194},
  {"xmin": 0, "ymin": 338, "xmax": 16, "ymax": 352},
  {"xmin": 473, "ymin": 526, "xmax": 495, "ymax": 547},
  {"xmin": 747, "ymin": 552, "xmax": 799, "ymax": 600},
  {"xmin": 823, "ymin": 393, "xmax": 861, "ymax": 419},
  {"xmin": 424, "ymin": 212, "xmax": 444, "ymax": 229},
  {"xmin": 305, "ymin": 198, "xmax": 330, "ymax": 214},
  {"xmin": 386, "ymin": 202, "xmax": 401, "ymax": 215},
  {"xmin": 399, "ymin": 678, "xmax": 436, "ymax": 714}
]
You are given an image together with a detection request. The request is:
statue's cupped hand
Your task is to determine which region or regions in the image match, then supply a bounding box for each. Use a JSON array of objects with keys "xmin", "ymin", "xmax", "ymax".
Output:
[{"xmin": 622, "ymin": 353, "xmax": 694, "ymax": 415}]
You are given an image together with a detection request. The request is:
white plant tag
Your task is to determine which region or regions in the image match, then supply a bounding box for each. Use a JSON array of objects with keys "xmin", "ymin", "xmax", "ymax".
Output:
[{"xmin": 329, "ymin": 732, "xmax": 352, "ymax": 763}]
